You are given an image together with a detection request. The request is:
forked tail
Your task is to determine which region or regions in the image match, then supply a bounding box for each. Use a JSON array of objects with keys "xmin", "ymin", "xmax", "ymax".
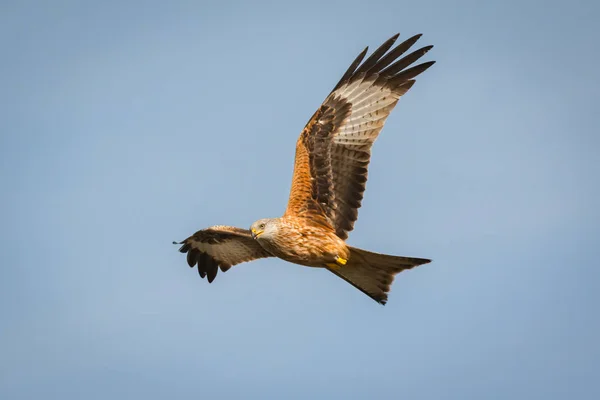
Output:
[{"xmin": 328, "ymin": 247, "xmax": 431, "ymax": 305}]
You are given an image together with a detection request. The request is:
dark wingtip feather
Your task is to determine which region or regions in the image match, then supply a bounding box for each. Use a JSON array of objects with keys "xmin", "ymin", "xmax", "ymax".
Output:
[
  {"xmin": 390, "ymin": 60, "xmax": 436, "ymax": 86},
  {"xmin": 331, "ymin": 33, "xmax": 434, "ymax": 100},
  {"xmin": 420, "ymin": 45, "xmax": 434, "ymax": 57},
  {"xmin": 354, "ymin": 33, "xmax": 401, "ymax": 76},
  {"xmin": 178, "ymin": 242, "xmax": 191, "ymax": 253},
  {"xmin": 220, "ymin": 264, "xmax": 232, "ymax": 273},
  {"xmin": 206, "ymin": 261, "xmax": 219, "ymax": 283},
  {"xmin": 380, "ymin": 45, "xmax": 434, "ymax": 77},
  {"xmin": 368, "ymin": 33, "xmax": 424, "ymax": 75},
  {"xmin": 195, "ymin": 252, "xmax": 218, "ymax": 283},
  {"xmin": 186, "ymin": 249, "xmax": 198, "ymax": 267},
  {"xmin": 332, "ymin": 45, "xmax": 369, "ymax": 91}
]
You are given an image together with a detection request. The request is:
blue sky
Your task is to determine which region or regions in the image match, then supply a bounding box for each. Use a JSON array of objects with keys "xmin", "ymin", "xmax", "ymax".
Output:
[{"xmin": 1, "ymin": 0, "xmax": 599, "ymax": 398}]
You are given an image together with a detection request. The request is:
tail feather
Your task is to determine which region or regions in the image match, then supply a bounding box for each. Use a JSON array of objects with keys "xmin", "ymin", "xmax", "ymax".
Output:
[{"xmin": 328, "ymin": 246, "xmax": 431, "ymax": 305}]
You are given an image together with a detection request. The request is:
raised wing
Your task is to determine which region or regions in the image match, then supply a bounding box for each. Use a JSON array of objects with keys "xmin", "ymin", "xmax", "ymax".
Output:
[
  {"xmin": 285, "ymin": 33, "xmax": 435, "ymax": 239},
  {"xmin": 176, "ymin": 226, "xmax": 272, "ymax": 282}
]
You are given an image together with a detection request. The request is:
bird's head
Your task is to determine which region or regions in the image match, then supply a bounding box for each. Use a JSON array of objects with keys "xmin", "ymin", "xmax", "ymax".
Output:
[{"xmin": 250, "ymin": 218, "xmax": 278, "ymax": 240}]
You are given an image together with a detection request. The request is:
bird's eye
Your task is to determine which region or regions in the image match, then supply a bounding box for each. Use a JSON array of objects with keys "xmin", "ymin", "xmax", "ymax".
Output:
[{"xmin": 260, "ymin": 223, "xmax": 265, "ymax": 229}]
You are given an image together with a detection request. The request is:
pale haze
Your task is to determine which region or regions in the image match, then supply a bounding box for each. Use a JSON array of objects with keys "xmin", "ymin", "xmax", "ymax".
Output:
[{"xmin": 1, "ymin": 1, "xmax": 599, "ymax": 399}]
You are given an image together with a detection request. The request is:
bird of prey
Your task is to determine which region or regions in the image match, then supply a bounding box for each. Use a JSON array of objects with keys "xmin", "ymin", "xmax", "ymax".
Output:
[{"xmin": 175, "ymin": 33, "xmax": 434, "ymax": 305}]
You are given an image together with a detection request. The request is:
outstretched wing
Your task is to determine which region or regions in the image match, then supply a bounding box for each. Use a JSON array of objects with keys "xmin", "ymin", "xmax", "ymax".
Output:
[
  {"xmin": 285, "ymin": 33, "xmax": 435, "ymax": 239},
  {"xmin": 176, "ymin": 226, "xmax": 272, "ymax": 283}
]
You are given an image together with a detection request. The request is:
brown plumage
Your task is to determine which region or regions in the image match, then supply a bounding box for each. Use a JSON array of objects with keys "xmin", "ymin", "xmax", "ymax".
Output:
[
  {"xmin": 177, "ymin": 226, "xmax": 271, "ymax": 283},
  {"xmin": 176, "ymin": 33, "xmax": 434, "ymax": 304}
]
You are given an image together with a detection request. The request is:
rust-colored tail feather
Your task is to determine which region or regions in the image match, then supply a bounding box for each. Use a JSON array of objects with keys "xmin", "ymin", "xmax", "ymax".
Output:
[{"xmin": 328, "ymin": 247, "xmax": 431, "ymax": 305}]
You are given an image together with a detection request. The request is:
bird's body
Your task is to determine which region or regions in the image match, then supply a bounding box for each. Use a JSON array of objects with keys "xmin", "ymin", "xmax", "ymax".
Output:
[
  {"xmin": 252, "ymin": 217, "xmax": 349, "ymax": 268},
  {"xmin": 176, "ymin": 33, "xmax": 435, "ymax": 304}
]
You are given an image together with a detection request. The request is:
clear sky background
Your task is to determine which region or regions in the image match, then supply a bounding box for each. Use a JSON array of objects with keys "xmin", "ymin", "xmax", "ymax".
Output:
[{"xmin": 1, "ymin": 0, "xmax": 599, "ymax": 399}]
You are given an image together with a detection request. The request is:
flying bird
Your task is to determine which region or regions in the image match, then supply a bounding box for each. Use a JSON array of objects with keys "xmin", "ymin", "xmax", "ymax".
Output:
[{"xmin": 176, "ymin": 33, "xmax": 434, "ymax": 304}]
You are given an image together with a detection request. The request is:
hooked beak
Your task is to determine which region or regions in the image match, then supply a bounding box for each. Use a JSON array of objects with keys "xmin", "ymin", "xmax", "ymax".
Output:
[{"xmin": 251, "ymin": 228, "xmax": 263, "ymax": 239}]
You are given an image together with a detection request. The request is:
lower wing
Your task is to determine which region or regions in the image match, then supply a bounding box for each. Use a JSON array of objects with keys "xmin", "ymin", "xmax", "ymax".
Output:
[{"xmin": 176, "ymin": 225, "xmax": 272, "ymax": 282}]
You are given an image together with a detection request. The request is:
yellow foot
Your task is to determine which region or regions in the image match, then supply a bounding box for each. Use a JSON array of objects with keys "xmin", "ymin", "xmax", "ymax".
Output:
[{"xmin": 326, "ymin": 256, "xmax": 347, "ymax": 270}]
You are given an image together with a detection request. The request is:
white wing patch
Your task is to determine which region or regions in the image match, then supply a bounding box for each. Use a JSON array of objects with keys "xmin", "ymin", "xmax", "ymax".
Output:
[
  {"xmin": 188, "ymin": 238, "xmax": 259, "ymax": 267},
  {"xmin": 331, "ymin": 76, "xmax": 401, "ymax": 146}
]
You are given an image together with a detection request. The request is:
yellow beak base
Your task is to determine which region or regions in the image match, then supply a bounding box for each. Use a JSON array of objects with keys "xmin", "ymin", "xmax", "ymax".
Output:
[{"xmin": 251, "ymin": 228, "xmax": 263, "ymax": 239}]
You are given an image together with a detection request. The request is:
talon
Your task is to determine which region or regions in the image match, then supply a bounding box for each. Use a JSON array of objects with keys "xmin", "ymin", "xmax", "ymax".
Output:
[
  {"xmin": 326, "ymin": 256, "xmax": 347, "ymax": 270},
  {"xmin": 336, "ymin": 256, "xmax": 347, "ymax": 266}
]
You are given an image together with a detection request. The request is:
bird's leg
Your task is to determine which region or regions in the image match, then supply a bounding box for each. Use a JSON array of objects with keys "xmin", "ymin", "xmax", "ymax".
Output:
[{"xmin": 325, "ymin": 255, "xmax": 347, "ymax": 270}]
